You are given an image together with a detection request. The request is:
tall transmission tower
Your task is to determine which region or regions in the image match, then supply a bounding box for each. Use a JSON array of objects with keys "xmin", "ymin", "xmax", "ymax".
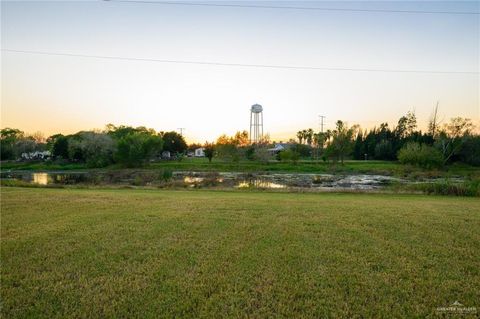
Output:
[
  {"xmin": 249, "ymin": 104, "xmax": 264, "ymax": 144},
  {"xmin": 319, "ymin": 115, "xmax": 326, "ymax": 133},
  {"xmin": 177, "ymin": 128, "xmax": 185, "ymax": 136}
]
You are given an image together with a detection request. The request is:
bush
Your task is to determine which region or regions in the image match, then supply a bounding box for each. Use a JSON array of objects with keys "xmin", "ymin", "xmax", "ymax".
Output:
[
  {"xmin": 409, "ymin": 179, "xmax": 479, "ymax": 197},
  {"xmin": 253, "ymin": 147, "xmax": 272, "ymax": 164},
  {"xmin": 398, "ymin": 142, "xmax": 443, "ymax": 169},
  {"xmin": 245, "ymin": 146, "xmax": 255, "ymax": 160},
  {"xmin": 216, "ymin": 144, "xmax": 240, "ymax": 162},
  {"xmin": 161, "ymin": 168, "xmax": 173, "ymax": 181},
  {"xmin": 279, "ymin": 149, "xmax": 300, "ymax": 164}
]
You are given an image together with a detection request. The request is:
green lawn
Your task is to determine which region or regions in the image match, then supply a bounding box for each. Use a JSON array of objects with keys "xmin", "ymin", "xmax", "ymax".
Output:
[{"xmin": 1, "ymin": 188, "xmax": 479, "ymax": 318}]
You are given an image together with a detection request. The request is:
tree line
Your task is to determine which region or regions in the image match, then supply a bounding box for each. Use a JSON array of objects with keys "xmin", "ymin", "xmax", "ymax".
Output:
[
  {"xmin": 294, "ymin": 111, "xmax": 479, "ymax": 167},
  {"xmin": 1, "ymin": 111, "xmax": 479, "ymax": 168},
  {"xmin": 0, "ymin": 125, "xmax": 187, "ymax": 167}
]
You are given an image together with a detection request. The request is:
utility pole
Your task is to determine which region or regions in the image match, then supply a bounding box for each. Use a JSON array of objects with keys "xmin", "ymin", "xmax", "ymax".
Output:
[
  {"xmin": 177, "ymin": 128, "xmax": 185, "ymax": 136},
  {"xmin": 319, "ymin": 115, "xmax": 326, "ymax": 133},
  {"xmin": 430, "ymin": 101, "xmax": 439, "ymax": 137}
]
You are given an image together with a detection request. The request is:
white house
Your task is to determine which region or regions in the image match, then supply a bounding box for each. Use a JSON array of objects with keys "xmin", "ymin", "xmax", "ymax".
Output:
[
  {"xmin": 194, "ymin": 148, "xmax": 205, "ymax": 157},
  {"xmin": 161, "ymin": 151, "xmax": 171, "ymax": 159},
  {"xmin": 267, "ymin": 143, "xmax": 291, "ymax": 155},
  {"xmin": 21, "ymin": 151, "xmax": 51, "ymax": 160}
]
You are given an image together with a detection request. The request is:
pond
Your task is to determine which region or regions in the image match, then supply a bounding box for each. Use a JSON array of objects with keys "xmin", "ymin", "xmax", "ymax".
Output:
[
  {"xmin": 175, "ymin": 172, "xmax": 400, "ymax": 190},
  {"xmin": 0, "ymin": 170, "xmax": 406, "ymax": 191}
]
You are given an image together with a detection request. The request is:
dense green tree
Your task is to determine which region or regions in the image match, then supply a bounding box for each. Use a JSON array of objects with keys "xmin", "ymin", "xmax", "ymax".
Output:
[
  {"xmin": 435, "ymin": 117, "xmax": 474, "ymax": 164},
  {"xmin": 203, "ymin": 142, "xmax": 215, "ymax": 163},
  {"xmin": 51, "ymin": 135, "xmax": 69, "ymax": 159},
  {"xmin": 14, "ymin": 137, "xmax": 37, "ymax": 157},
  {"xmin": 291, "ymin": 143, "xmax": 312, "ymax": 158},
  {"xmin": 67, "ymin": 134, "xmax": 86, "ymax": 162},
  {"xmin": 458, "ymin": 135, "xmax": 480, "ymax": 166},
  {"xmin": 77, "ymin": 132, "xmax": 115, "ymax": 167},
  {"xmin": 114, "ymin": 132, "xmax": 163, "ymax": 167},
  {"xmin": 353, "ymin": 130, "xmax": 365, "ymax": 160},
  {"xmin": 1, "ymin": 128, "xmax": 24, "ymax": 160},
  {"xmin": 325, "ymin": 121, "xmax": 358, "ymax": 164},
  {"xmin": 374, "ymin": 140, "xmax": 394, "ymax": 160},
  {"xmin": 161, "ymin": 131, "xmax": 187, "ymax": 154},
  {"xmin": 395, "ymin": 111, "xmax": 417, "ymax": 138}
]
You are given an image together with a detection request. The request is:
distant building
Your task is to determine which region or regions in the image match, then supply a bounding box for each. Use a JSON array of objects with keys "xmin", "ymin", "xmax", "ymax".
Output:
[
  {"xmin": 21, "ymin": 151, "xmax": 51, "ymax": 161},
  {"xmin": 267, "ymin": 143, "xmax": 291, "ymax": 155},
  {"xmin": 194, "ymin": 148, "xmax": 205, "ymax": 157},
  {"xmin": 161, "ymin": 151, "xmax": 171, "ymax": 159}
]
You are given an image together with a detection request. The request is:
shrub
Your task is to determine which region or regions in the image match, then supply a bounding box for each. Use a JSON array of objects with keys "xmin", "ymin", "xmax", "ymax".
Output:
[
  {"xmin": 409, "ymin": 179, "xmax": 479, "ymax": 197},
  {"xmin": 253, "ymin": 147, "xmax": 273, "ymax": 164},
  {"xmin": 161, "ymin": 168, "xmax": 173, "ymax": 181},
  {"xmin": 215, "ymin": 143, "xmax": 240, "ymax": 162},
  {"xmin": 279, "ymin": 149, "xmax": 300, "ymax": 164},
  {"xmin": 245, "ymin": 146, "xmax": 255, "ymax": 160},
  {"xmin": 397, "ymin": 142, "xmax": 443, "ymax": 169}
]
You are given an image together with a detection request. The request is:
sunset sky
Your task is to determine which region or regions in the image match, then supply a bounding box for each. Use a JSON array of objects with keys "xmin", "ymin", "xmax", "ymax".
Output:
[{"xmin": 1, "ymin": 0, "xmax": 479, "ymax": 142}]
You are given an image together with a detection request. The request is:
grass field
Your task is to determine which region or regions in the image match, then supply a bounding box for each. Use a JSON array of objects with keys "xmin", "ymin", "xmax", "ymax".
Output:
[{"xmin": 1, "ymin": 188, "xmax": 479, "ymax": 318}]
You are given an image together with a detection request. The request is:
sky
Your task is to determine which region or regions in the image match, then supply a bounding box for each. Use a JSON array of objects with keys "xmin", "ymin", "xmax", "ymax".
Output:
[{"xmin": 1, "ymin": 0, "xmax": 479, "ymax": 142}]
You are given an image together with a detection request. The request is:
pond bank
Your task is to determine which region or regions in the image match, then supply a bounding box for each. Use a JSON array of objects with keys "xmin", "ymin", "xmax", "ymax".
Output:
[{"xmin": 1, "ymin": 170, "xmax": 477, "ymax": 196}]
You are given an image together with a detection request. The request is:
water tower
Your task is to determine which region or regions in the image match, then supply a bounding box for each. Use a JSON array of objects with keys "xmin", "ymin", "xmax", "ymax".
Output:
[{"xmin": 249, "ymin": 104, "xmax": 263, "ymax": 144}]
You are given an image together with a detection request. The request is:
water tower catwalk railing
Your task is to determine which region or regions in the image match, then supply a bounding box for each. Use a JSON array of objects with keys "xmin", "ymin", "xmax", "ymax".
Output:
[{"xmin": 250, "ymin": 104, "xmax": 263, "ymax": 144}]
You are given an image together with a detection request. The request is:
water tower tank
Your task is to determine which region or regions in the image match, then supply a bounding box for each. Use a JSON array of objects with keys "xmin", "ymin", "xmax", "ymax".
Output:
[{"xmin": 251, "ymin": 104, "xmax": 263, "ymax": 113}]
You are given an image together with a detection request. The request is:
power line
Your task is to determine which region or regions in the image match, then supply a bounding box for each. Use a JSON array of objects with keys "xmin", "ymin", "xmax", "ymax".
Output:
[
  {"xmin": 103, "ymin": 0, "xmax": 480, "ymax": 15},
  {"xmin": 2, "ymin": 49, "xmax": 478, "ymax": 75}
]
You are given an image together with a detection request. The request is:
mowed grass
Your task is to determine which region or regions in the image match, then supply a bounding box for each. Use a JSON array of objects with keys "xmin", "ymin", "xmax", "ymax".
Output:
[{"xmin": 1, "ymin": 188, "xmax": 479, "ymax": 318}]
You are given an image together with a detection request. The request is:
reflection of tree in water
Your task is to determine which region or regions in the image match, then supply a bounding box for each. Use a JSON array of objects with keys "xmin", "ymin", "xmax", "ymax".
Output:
[
  {"xmin": 237, "ymin": 179, "xmax": 286, "ymax": 189},
  {"xmin": 33, "ymin": 173, "xmax": 49, "ymax": 185}
]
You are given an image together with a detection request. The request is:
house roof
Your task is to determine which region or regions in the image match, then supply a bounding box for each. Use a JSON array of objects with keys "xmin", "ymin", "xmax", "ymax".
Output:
[{"xmin": 268, "ymin": 144, "xmax": 288, "ymax": 152}]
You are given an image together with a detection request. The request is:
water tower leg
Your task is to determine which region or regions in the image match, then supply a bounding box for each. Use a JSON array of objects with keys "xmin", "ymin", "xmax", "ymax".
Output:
[{"xmin": 249, "ymin": 111, "xmax": 252, "ymax": 144}]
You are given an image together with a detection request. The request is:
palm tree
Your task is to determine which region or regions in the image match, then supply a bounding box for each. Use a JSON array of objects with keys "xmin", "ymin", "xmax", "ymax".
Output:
[
  {"xmin": 313, "ymin": 132, "xmax": 327, "ymax": 149},
  {"xmin": 296, "ymin": 131, "xmax": 304, "ymax": 144},
  {"xmin": 306, "ymin": 128, "xmax": 314, "ymax": 145}
]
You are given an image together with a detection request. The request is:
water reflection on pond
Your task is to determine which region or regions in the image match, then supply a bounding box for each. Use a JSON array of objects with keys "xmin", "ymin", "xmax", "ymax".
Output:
[
  {"xmin": 183, "ymin": 176, "xmax": 204, "ymax": 184},
  {"xmin": 1, "ymin": 171, "xmax": 88, "ymax": 185},
  {"xmin": 0, "ymin": 170, "xmax": 416, "ymax": 191},
  {"xmin": 237, "ymin": 180, "xmax": 286, "ymax": 189},
  {"xmin": 33, "ymin": 173, "xmax": 49, "ymax": 185}
]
